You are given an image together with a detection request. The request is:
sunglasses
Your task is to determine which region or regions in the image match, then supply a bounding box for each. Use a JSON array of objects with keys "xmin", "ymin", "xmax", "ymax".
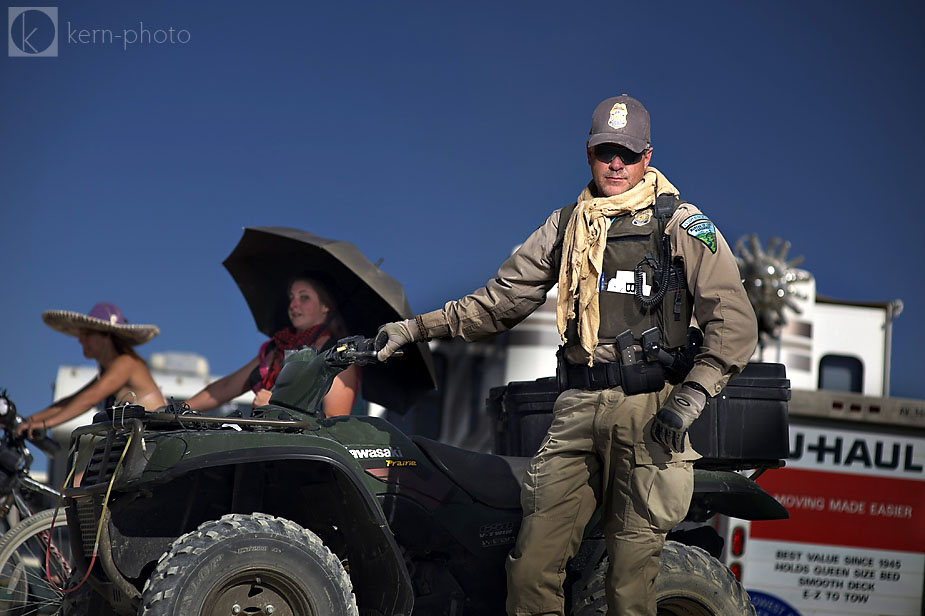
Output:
[{"xmin": 593, "ymin": 144, "xmax": 646, "ymax": 165}]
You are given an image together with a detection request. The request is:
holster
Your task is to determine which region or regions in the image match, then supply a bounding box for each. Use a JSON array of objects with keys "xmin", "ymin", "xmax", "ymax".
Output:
[{"xmin": 664, "ymin": 327, "xmax": 703, "ymax": 385}]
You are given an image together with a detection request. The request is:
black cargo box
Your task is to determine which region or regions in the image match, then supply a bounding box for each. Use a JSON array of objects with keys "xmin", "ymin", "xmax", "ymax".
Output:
[
  {"xmin": 487, "ymin": 362, "xmax": 790, "ymax": 470},
  {"xmin": 487, "ymin": 377, "xmax": 560, "ymax": 459},
  {"xmin": 689, "ymin": 362, "xmax": 790, "ymax": 469}
]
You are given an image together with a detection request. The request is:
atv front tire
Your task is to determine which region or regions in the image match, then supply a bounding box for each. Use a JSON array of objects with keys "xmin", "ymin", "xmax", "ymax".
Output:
[
  {"xmin": 140, "ymin": 512, "xmax": 358, "ymax": 616},
  {"xmin": 570, "ymin": 540, "xmax": 756, "ymax": 616}
]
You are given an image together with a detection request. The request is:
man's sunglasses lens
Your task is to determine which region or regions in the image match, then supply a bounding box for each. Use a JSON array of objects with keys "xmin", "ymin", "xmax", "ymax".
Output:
[{"xmin": 594, "ymin": 145, "xmax": 644, "ymax": 165}]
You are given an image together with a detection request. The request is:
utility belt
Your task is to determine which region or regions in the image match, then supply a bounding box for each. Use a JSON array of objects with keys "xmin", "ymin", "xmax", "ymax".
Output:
[{"xmin": 556, "ymin": 326, "xmax": 703, "ymax": 394}]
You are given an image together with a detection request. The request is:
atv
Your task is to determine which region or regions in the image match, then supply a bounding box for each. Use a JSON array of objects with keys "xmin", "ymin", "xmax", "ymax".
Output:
[{"xmin": 61, "ymin": 336, "xmax": 789, "ymax": 615}]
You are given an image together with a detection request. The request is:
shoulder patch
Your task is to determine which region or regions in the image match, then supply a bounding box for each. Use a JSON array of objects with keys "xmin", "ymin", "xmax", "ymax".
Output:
[
  {"xmin": 686, "ymin": 220, "xmax": 717, "ymax": 253},
  {"xmin": 680, "ymin": 214, "xmax": 709, "ymax": 230}
]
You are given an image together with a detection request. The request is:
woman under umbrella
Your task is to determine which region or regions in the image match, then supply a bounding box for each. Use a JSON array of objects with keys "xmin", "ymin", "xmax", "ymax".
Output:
[{"xmin": 185, "ymin": 276, "xmax": 359, "ymax": 416}]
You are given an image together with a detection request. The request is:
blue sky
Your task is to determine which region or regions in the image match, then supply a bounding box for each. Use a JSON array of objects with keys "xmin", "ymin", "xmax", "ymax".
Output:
[{"xmin": 2, "ymin": 1, "xmax": 924, "ymax": 430}]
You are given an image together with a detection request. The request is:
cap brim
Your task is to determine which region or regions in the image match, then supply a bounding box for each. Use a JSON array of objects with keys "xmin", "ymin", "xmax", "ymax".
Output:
[
  {"xmin": 588, "ymin": 133, "xmax": 649, "ymax": 153},
  {"xmin": 42, "ymin": 310, "xmax": 160, "ymax": 345}
]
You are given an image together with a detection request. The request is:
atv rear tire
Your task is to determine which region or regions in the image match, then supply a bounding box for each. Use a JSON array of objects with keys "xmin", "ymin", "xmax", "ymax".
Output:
[
  {"xmin": 139, "ymin": 512, "xmax": 358, "ymax": 616},
  {"xmin": 569, "ymin": 540, "xmax": 756, "ymax": 616},
  {"xmin": 655, "ymin": 541, "xmax": 756, "ymax": 615}
]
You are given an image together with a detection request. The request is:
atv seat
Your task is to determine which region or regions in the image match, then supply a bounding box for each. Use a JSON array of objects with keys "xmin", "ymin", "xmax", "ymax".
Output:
[{"xmin": 411, "ymin": 436, "xmax": 530, "ymax": 509}]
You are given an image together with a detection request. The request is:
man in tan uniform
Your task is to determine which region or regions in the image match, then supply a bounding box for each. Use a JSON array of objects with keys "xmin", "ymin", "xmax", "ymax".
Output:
[{"xmin": 376, "ymin": 94, "xmax": 758, "ymax": 615}]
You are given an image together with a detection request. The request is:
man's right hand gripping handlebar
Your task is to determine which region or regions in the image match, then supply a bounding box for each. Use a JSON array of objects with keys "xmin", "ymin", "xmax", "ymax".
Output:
[{"xmin": 375, "ymin": 317, "xmax": 425, "ymax": 362}]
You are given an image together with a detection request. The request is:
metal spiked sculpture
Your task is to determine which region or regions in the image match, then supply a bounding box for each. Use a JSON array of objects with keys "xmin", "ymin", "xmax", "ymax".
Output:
[{"xmin": 734, "ymin": 235, "xmax": 812, "ymax": 344}]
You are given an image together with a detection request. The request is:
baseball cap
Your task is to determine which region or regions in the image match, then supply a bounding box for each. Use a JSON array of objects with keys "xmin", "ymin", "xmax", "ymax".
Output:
[{"xmin": 588, "ymin": 95, "xmax": 650, "ymax": 153}]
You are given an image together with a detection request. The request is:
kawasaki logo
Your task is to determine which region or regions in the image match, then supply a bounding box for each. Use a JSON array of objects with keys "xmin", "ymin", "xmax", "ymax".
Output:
[{"xmin": 349, "ymin": 447, "xmax": 403, "ymax": 459}]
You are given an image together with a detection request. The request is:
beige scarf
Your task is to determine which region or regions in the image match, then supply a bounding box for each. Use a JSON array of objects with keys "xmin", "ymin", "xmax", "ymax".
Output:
[{"xmin": 556, "ymin": 167, "xmax": 679, "ymax": 362}]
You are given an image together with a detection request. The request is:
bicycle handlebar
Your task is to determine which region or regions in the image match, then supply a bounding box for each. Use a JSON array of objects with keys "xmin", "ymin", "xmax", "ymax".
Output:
[{"xmin": 0, "ymin": 389, "xmax": 61, "ymax": 459}]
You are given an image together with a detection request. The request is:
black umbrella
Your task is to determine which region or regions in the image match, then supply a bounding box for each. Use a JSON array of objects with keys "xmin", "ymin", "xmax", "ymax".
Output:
[{"xmin": 222, "ymin": 226, "xmax": 436, "ymax": 412}]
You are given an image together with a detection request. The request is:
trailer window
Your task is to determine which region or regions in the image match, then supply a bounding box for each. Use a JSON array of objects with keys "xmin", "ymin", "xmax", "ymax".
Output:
[{"xmin": 818, "ymin": 354, "xmax": 863, "ymax": 392}]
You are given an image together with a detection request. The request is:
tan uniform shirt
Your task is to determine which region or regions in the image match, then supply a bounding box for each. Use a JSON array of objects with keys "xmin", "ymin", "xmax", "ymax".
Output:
[{"xmin": 419, "ymin": 198, "xmax": 758, "ymax": 396}]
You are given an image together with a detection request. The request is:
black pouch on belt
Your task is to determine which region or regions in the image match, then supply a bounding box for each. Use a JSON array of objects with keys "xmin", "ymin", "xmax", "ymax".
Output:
[
  {"xmin": 616, "ymin": 330, "xmax": 666, "ymax": 395},
  {"xmin": 619, "ymin": 361, "xmax": 666, "ymax": 395}
]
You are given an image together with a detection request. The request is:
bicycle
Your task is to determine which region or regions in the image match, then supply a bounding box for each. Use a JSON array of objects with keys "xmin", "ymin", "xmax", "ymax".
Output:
[{"xmin": 0, "ymin": 389, "xmax": 73, "ymax": 615}]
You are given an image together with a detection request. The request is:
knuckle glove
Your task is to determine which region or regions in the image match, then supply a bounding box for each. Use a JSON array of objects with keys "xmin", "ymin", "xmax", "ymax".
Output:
[
  {"xmin": 651, "ymin": 383, "xmax": 707, "ymax": 453},
  {"xmin": 375, "ymin": 318, "xmax": 422, "ymax": 362}
]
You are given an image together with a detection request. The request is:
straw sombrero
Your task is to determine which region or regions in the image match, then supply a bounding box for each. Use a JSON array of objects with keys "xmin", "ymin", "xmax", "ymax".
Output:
[{"xmin": 42, "ymin": 302, "xmax": 159, "ymax": 346}]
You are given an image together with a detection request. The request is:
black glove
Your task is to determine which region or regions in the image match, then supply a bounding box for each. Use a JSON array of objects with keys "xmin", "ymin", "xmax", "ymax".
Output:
[
  {"xmin": 375, "ymin": 319, "xmax": 422, "ymax": 362},
  {"xmin": 651, "ymin": 383, "xmax": 707, "ymax": 453}
]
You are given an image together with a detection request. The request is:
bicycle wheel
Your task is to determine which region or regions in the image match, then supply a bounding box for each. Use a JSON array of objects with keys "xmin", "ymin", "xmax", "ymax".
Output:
[{"xmin": 0, "ymin": 508, "xmax": 72, "ymax": 616}]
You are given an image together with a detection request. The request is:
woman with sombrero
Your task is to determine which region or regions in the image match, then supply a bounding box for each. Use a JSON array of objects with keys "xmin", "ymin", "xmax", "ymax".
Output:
[{"xmin": 17, "ymin": 302, "xmax": 167, "ymax": 437}]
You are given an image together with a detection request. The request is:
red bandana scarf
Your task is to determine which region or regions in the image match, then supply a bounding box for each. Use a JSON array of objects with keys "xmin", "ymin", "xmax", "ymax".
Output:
[{"xmin": 258, "ymin": 324, "xmax": 328, "ymax": 391}]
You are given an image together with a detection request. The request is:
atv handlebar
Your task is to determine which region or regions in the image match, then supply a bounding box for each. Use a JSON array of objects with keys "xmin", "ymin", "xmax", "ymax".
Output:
[{"xmin": 326, "ymin": 335, "xmax": 401, "ymax": 367}]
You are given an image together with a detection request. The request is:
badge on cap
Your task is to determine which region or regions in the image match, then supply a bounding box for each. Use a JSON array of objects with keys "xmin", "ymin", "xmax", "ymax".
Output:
[{"xmin": 608, "ymin": 103, "xmax": 628, "ymax": 130}]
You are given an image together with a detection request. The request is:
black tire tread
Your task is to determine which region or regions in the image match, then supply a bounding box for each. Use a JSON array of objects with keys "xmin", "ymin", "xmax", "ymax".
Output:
[
  {"xmin": 140, "ymin": 512, "xmax": 357, "ymax": 616},
  {"xmin": 570, "ymin": 540, "xmax": 756, "ymax": 615},
  {"xmin": 657, "ymin": 541, "xmax": 756, "ymax": 615}
]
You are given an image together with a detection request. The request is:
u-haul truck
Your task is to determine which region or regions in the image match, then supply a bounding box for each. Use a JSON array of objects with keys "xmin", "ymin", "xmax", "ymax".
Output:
[
  {"xmin": 728, "ymin": 386, "xmax": 924, "ymax": 616},
  {"xmin": 719, "ymin": 276, "xmax": 924, "ymax": 616}
]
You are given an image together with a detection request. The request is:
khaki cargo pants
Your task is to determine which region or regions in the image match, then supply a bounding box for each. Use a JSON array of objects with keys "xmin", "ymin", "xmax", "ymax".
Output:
[{"xmin": 505, "ymin": 384, "xmax": 698, "ymax": 616}]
